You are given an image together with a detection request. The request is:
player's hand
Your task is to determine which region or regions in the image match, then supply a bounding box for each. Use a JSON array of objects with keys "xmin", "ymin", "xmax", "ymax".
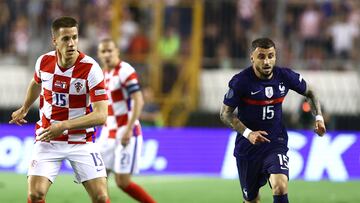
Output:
[
  {"xmin": 36, "ymin": 122, "xmax": 66, "ymax": 141},
  {"xmin": 315, "ymin": 120, "xmax": 326, "ymax": 137},
  {"xmin": 248, "ymin": 131, "xmax": 270, "ymax": 145},
  {"xmin": 9, "ymin": 106, "xmax": 28, "ymax": 126},
  {"xmin": 121, "ymin": 127, "xmax": 133, "ymax": 147}
]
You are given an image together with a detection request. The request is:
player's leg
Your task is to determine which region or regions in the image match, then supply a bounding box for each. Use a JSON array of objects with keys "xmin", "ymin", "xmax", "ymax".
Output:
[
  {"xmin": 98, "ymin": 128, "xmax": 116, "ymax": 174},
  {"xmin": 114, "ymin": 173, "xmax": 156, "ymax": 203},
  {"xmin": 269, "ymin": 174, "xmax": 288, "ymax": 203},
  {"xmin": 114, "ymin": 173, "xmax": 131, "ymax": 189},
  {"xmin": 114, "ymin": 135, "xmax": 156, "ymax": 203},
  {"xmin": 263, "ymin": 152, "xmax": 289, "ymax": 203},
  {"xmin": 27, "ymin": 176, "xmax": 52, "ymax": 203},
  {"xmin": 82, "ymin": 177, "xmax": 110, "ymax": 203},
  {"xmin": 236, "ymin": 156, "xmax": 267, "ymax": 203},
  {"xmin": 68, "ymin": 143, "xmax": 110, "ymax": 203},
  {"xmin": 27, "ymin": 142, "xmax": 63, "ymax": 202},
  {"xmin": 244, "ymin": 195, "xmax": 260, "ymax": 203}
]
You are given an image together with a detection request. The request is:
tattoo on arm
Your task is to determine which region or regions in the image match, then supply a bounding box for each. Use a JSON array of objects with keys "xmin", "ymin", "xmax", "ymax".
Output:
[
  {"xmin": 220, "ymin": 104, "xmax": 247, "ymax": 134},
  {"xmin": 304, "ymin": 86, "xmax": 322, "ymax": 116}
]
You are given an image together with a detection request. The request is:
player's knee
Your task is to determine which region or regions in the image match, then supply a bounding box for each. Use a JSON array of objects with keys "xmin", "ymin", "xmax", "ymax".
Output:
[
  {"xmin": 93, "ymin": 193, "xmax": 109, "ymax": 203},
  {"xmin": 116, "ymin": 180, "xmax": 130, "ymax": 189},
  {"xmin": 28, "ymin": 190, "xmax": 46, "ymax": 201},
  {"xmin": 115, "ymin": 175, "xmax": 131, "ymax": 189},
  {"xmin": 272, "ymin": 181, "xmax": 287, "ymax": 195}
]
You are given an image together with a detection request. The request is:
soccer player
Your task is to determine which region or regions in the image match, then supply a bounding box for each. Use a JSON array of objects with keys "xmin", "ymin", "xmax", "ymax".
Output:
[
  {"xmin": 9, "ymin": 16, "xmax": 111, "ymax": 203},
  {"xmin": 97, "ymin": 38, "xmax": 156, "ymax": 203},
  {"xmin": 220, "ymin": 38, "xmax": 326, "ymax": 203}
]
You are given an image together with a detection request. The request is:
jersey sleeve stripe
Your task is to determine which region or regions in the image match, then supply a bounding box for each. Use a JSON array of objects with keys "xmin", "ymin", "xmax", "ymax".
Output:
[
  {"xmin": 89, "ymin": 80, "xmax": 108, "ymax": 102},
  {"xmin": 34, "ymin": 72, "xmax": 41, "ymax": 83},
  {"xmin": 125, "ymin": 72, "xmax": 138, "ymax": 83}
]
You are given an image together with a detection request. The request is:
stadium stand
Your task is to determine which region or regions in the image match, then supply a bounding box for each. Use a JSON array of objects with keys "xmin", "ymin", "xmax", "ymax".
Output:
[{"xmin": 1, "ymin": 0, "xmax": 360, "ymax": 129}]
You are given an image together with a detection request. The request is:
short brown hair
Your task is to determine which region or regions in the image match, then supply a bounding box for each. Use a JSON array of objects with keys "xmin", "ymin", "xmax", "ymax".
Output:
[
  {"xmin": 251, "ymin": 38, "xmax": 275, "ymax": 51},
  {"xmin": 51, "ymin": 16, "xmax": 78, "ymax": 36},
  {"xmin": 99, "ymin": 38, "xmax": 116, "ymax": 45}
]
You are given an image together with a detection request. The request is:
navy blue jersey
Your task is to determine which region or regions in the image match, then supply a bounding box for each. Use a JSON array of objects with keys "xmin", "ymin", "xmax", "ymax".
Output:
[{"xmin": 223, "ymin": 66, "xmax": 307, "ymax": 160}]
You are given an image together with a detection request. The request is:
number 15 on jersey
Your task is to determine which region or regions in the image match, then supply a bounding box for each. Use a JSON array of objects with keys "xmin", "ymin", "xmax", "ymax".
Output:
[{"xmin": 262, "ymin": 105, "xmax": 274, "ymax": 120}]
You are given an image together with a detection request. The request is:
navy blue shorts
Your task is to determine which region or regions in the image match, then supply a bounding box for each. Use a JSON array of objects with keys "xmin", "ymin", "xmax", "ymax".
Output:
[{"xmin": 236, "ymin": 152, "xmax": 289, "ymax": 201}]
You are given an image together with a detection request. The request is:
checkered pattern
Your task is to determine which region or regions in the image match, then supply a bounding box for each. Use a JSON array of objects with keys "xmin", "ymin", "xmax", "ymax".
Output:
[
  {"xmin": 33, "ymin": 51, "xmax": 108, "ymax": 143},
  {"xmin": 103, "ymin": 61, "xmax": 141, "ymax": 139}
]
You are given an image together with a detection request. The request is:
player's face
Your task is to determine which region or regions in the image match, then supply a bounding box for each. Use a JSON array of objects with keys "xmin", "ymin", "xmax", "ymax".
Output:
[
  {"xmin": 52, "ymin": 27, "xmax": 79, "ymax": 60},
  {"xmin": 97, "ymin": 41, "xmax": 119, "ymax": 68},
  {"xmin": 251, "ymin": 47, "xmax": 276, "ymax": 79}
]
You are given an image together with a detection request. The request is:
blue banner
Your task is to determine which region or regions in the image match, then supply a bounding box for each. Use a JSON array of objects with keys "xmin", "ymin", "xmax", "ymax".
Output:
[{"xmin": 0, "ymin": 124, "xmax": 359, "ymax": 181}]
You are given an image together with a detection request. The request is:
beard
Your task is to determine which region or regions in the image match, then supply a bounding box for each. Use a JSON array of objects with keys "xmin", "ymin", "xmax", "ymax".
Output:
[{"xmin": 255, "ymin": 65, "xmax": 273, "ymax": 78}]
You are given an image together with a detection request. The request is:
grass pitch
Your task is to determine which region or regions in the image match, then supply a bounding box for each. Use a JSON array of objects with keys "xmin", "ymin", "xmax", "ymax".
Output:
[{"xmin": 0, "ymin": 172, "xmax": 359, "ymax": 202}]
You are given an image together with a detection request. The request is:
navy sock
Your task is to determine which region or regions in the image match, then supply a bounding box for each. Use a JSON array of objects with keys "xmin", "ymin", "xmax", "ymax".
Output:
[{"xmin": 273, "ymin": 194, "xmax": 288, "ymax": 203}]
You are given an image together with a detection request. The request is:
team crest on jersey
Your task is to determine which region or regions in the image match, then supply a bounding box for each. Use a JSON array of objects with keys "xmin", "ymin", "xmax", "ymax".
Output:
[
  {"xmin": 265, "ymin": 86, "xmax": 273, "ymax": 98},
  {"xmin": 225, "ymin": 88, "xmax": 234, "ymax": 99},
  {"xmin": 54, "ymin": 80, "xmax": 67, "ymax": 89},
  {"xmin": 279, "ymin": 83, "xmax": 286, "ymax": 95},
  {"xmin": 74, "ymin": 82, "xmax": 83, "ymax": 93},
  {"xmin": 30, "ymin": 160, "xmax": 38, "ymax": 168}
]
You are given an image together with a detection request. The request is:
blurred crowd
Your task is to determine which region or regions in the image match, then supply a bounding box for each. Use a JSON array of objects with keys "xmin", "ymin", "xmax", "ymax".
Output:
[
  {"xmin": 203, "ymin": 0, "xmax": 360, "ymax": 70},
  {"xmin": 1, "ymin": 0, "xmax": 360, "ymax": 71}
]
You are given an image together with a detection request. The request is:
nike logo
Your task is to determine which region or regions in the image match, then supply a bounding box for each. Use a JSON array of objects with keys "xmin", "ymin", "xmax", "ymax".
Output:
[
  {"xmin": 251, "ymin": 90, "xmax": 262, "ymax": 95},
  {"xmin": 280, "ymin": 166, "xmax": 288, "ymax": 170},
  {"xmin": 96, "ymin": 168, "xmax": 104, "ymax": 172}
]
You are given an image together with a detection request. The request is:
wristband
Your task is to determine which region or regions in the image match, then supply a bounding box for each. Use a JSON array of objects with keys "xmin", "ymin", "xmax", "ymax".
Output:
[
  {"xmin": 315, "ymin": 115, "xmax": 324, "ymax": 122},
  {"xmin": 242, "ymin": 128, "xmax": 252, "ymax": 139}
]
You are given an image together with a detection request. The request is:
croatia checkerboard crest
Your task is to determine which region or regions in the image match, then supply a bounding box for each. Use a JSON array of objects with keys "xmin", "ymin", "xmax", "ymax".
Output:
[{"xmin": 74, "ymin": 82, "xmax": 83, "ymax": 93}]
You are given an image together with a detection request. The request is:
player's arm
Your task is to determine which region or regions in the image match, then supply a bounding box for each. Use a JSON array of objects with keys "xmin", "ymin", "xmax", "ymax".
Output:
[
  {"xmin": 121, "ymin": 90, "xmax": 144, "ymax": 146},
  {"xmin": 9, "ymin": 79, "xmax": 41, "ymax": 125},
  {"xmin": 220, "ymin": 104, "xmax": 270, "ymax": 144},
  {"xmin": 37, "ymin": 100, "xmax": 108, "ymax": 141},
  {"xmin": 304, "ymin": 84, "xmax": 326, "ymax": 136}
]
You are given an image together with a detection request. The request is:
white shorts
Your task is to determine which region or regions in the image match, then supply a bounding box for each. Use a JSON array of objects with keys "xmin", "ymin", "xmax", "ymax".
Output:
[
  {"xmin": 99, "ymin": 128, "xmax": 143, "ymax": 174},
  {"xmin": 28, "ymin": 141, "xmax": 107, "ymax": 183}
]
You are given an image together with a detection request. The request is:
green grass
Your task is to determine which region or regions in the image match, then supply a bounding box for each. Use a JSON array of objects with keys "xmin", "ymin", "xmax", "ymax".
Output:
[{"xmin": 0, "ymin": 172, "xmax": 359, "ymax": 202}]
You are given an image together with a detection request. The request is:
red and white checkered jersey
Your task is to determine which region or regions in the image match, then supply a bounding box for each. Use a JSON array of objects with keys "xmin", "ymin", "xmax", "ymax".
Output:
[
  {"xmin": 33, "ymin": 51, "xmax": 108, "ymax": 144},
  {"xmin": 103, "ymin": 61, "xmax": 142, "ymax": 139}
]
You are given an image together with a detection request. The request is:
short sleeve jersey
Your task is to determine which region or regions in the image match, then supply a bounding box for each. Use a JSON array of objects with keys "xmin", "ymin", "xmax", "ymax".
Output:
[
  {"xmin": 103, "ymin": 61, "xmax": 142, "ymax": 139},
  {"xmin": 223, "ymin": 66, "xmax": 307, "ymax": 159},
  {"xmin": 33, "ymin": 51, "xmax": 108, "ymax": 144}
]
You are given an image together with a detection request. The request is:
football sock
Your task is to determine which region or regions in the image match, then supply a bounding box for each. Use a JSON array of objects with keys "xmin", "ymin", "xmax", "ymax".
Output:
[
  {"xmin": 27, "ymin": 197, "xmax": 45, "ymax": 203},
  {"xmin": 273, "ymin": 194, "xmax": 288, "ymax": 203},
  {"xmin": 122, "ymin": 182, "xmax": 156, "ymax": 203}
]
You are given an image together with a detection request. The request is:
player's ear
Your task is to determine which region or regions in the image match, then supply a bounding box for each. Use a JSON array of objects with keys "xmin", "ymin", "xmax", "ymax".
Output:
[{"xmin": 52, "ymin": 37, "xmax": 57, "ymax": 47}]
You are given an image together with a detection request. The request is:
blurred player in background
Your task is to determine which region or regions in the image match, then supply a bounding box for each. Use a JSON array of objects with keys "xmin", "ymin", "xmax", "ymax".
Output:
[
  {"xmin": 220, "ymin": 38, "xmax": 326, "ymax": 203},
  {"xmin": 9, "ymin": 16, "xmax": 110, "ymax": 203},
  {"xmin": 97, "ymin": 38, "xmax": 156, "ymax": 203}
]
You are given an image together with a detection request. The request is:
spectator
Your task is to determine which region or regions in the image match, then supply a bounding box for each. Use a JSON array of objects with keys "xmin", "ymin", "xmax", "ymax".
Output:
[
  {"xmin": 237, "ymin": 0, "xmax": 260, "ymax": 29},
  {"xmin": 216, "ymin": 41, "xmax": 233, "ymax": 70},
  {"xmin": 298, "ymin": 2, "xmax": 323, "ymax": 57},
  {"xmin": 10, "ymin": 15, "xmax": 29, "ymax": 62},
  {"xmin": 158, "ymin": 26, "xmax": 180, "ymax": 93},
  {"xmin": 127, "ymin": 27, "xmax": 150, "ymax": 63},
  {"xmin": 203, "ymin": 23, "xmax": 220, "ymax": 58},
  {"xmin": 0, "ymin": 1, "xmax": 10, "ymax": 53},
  {"xmin": 140, "ymin": 86, "xmax": 163, "ymax": 127},
  {"xmin": 230, "ymin": 23, "xmax": 248, "ymax": 59},
  {"xmin": 328, "ymin": 13, "xmax": 359, "ymax": 59},
  {"xmin": 119, "ymin": 7, "xmax": 139, "ymax": 52}
]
